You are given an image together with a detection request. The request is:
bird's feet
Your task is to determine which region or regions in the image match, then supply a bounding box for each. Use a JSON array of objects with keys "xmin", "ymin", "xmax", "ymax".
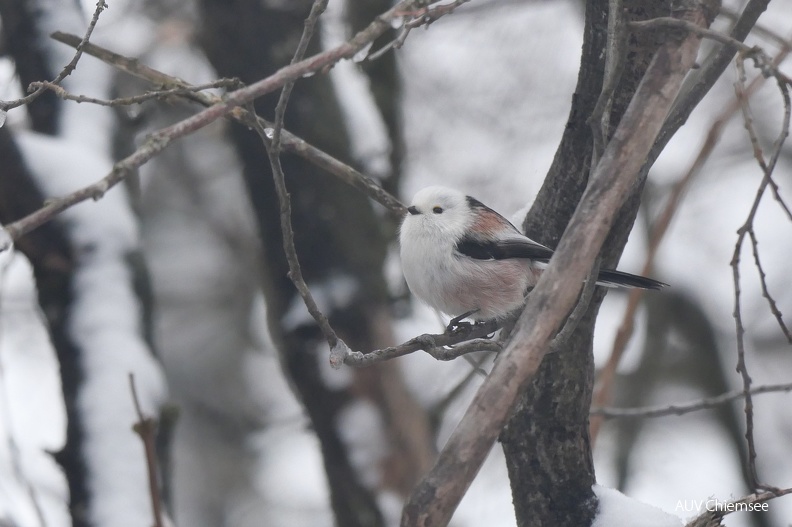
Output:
[{"xmin": 445, "ymin": 310, "xmax": 480, "ymax": 333}]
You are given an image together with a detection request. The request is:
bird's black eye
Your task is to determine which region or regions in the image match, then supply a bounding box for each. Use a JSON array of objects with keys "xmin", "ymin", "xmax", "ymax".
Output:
[{"xmin": 432, "ymin": 206, "xmax": 443, "ymax": 214}]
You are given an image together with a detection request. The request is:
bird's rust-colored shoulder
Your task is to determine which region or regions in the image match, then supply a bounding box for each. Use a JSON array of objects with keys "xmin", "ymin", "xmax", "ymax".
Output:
[{"xmin": 466, "ymin": 196, "xmax": 519, "ymax": 236}]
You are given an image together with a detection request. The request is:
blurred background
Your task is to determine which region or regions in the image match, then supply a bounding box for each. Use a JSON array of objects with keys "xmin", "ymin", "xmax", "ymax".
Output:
[{"xmin": 0, "ymin": 0, "xmax": 790, "ymax": 526}]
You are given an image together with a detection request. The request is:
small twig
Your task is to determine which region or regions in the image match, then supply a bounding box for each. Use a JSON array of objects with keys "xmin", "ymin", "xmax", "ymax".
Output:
[
  {"xmin": 344, "ymin": 260, "xmax": 598, "ymax": 367},
  {"xmin": 258, "ymin": 0, "xmax": 343, "ymax": 353},
  {"xmin": 730, "ymin": 53, "xmax": 791, "ymax": 492},
  {"xmin": 4, "ymin": 0, "xmax": 428, "ymax": 243},
  {"xmin": 718, "ymin": 6, "xmax": 792, "ymax": 49},
  {"xmin": 0, "ymin": 1, "xmax": 107, "ymax": 112},
  {"xmin": 400, "ymin": 0, "xmax": 471, "ymax": 29},
  {"xmin": 366, "ymin": 0, "xmax": 470, "ymax": 61},
  {"xmin": 344, "ymin": 319, "xmax": 500, "ymax": 366},
  {"xmin": 29, "ymin": 79, "xmax": 238, "ymax": 107},
  {"xmin": 128, "ymin": 374, "xmax": 164, "ymax": 527},
  {"xmin": 589, "ymin": 41, "xmax": 792, "ymax": 444},
  {"xmin": 50, "ymin": 32, "xmax": 405, "ymax": 214},
  {"xmin": 685, "ymin": 488, "xmax": 792, "ymax": 527},
  {"xmin": 748, "ymin": 231, "xmax": 792, "ymax": 343},
  {"xmin": 630, "ymin": 17, "xmax": 792, "ymax": 85},
  {"xmin": 592, "ymin": 382, "xmax": 792, "ymax": 419}
]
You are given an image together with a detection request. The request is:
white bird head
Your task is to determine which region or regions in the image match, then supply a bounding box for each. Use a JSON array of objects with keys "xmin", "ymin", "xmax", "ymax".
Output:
[{"xmin": 402, "ymin": 186, "xmax": 471, "ymax": 239}]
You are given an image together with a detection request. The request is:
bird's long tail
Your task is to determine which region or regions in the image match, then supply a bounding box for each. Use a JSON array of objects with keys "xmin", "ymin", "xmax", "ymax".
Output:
[{"xmin": 595, "ymin": 269, "xmax": 667, "ymax": 290}]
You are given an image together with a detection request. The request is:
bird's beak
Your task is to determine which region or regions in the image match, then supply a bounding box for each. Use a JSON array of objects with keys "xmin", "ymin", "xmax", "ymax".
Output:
[{"xmin": 407, "ymin": 206, "xmax": 420, "ymax": 215}]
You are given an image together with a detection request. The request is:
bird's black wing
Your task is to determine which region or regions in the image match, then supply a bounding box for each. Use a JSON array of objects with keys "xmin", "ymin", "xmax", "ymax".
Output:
[
  {"xmin": 456, "ymin": 232, "xmax": 668, "ymax": 290},
  {"xmin": 456, "ymin": 235, "xmax": 555, "ymax": 262},
  {"xmin": 595, "ymin": 269, "xmax": 668, "ymax": 290}
]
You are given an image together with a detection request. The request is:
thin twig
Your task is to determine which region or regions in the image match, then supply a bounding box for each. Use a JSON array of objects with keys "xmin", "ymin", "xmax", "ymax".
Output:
[
  {"xmin": 630, "ymin": 17, "xmax": 792, "ymax": 85},
  {"xmin": 128, "ymin": 374, "xmax": 164, "ymax": 527},
  {"xmin": 30, "ymin": 79, "xmax": 238, "ymax": 107},
  {"xmin": 259, "ymin": 0, "xmax": 341, "ymax": 350},
  {"xmin": 49, "ymin": 32, "xmax": 405, "ymax": 215},
  {"xmin": 730, "ymin": 53, "xmax": 792, "ymax": 492},
  {"xmin": 748, "ymin": 230, "xmax": 792, "ymax": 343},
  {"xmin": 718, "ymin": 6, "xmax": 792, "ymax": 49},
  {"xmin": 3, "ymin": 1, "xmax": 434, "ymax": 244},
  {"xmin": 0, "ymin": 1, "xmax": 107, "ymax": 112},
  {"xmin": 343, "ymin": 319, "xmax": 500, "ymax": 366},
  {"xmin": 366, "ymin": 0, "xmax": 470, "ymax": 61},
  {"xmin": 590, "ymin": 41, "xmax": 792, "ymax": 444},
  {"xmin": 592, "ymin": 382, "xmax": 792, "ymax": 419},
  {"xmin": 685, "ymin": 488, "xmax": 792, "ymax": 527}
]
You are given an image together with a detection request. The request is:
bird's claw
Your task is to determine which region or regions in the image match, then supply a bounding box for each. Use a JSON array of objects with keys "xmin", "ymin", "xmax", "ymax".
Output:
[{"xmin": 445, "ymin": 310, "xmax": 479, "ymax": 333}]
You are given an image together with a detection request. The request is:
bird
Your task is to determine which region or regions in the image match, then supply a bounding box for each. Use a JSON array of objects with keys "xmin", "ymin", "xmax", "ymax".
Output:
[{"xmin": 399, "ymin": 185, "xmax": 666, "ymax": 322}]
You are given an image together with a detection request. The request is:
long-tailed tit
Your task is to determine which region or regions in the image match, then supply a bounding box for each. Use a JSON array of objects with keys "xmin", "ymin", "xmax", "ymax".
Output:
[{"xmin": 399, "ymin": 186, "xmax": 666, "ymax": 321}]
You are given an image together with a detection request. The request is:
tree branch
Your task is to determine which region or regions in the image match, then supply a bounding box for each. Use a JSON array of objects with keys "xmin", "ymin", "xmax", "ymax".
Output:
[
  {"xmin": 685, "ymin": 488, "xmax": 792, "ymax": 527},
  {"xmin": 590, "ymin": 39, "xmax": 792, "ymax": 443},
  {"xmin": 47, "ymin": 31, "xmax": 407, "ymax": 216},
  {"xmin": 0, "ymin": 0, "xmax": 107, "ymax": 113},
  {"xmin": 648, "ymin": 0, "xmax": 772, "ymax": 167},
  {"xmin": 631, "ymin": 16, "xmax": 791, "ymax": 85},
  {"xmin": 591, "ymin": 382, "xmax": 792, "ymax": 419},
  {"xmin": 729, "ymin": 54, "xmax": 791, "ymax": 491},
  {"xmin": 252, "ymin": 0, "xmax": 346, "ymax": 353},
  {"xmin": 128, "ymin": 374, "xmax": 164, "ymax": 527},
  {"xmin": 3, "ymin": 0, "xmax": 457, "ymax": 244},
  {"xmin": 341, "ymin": 319, "xmax": 501, "ymax": 366}
]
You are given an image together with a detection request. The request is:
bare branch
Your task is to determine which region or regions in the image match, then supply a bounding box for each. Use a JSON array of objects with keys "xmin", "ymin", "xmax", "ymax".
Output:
[
  {"xmin": 730, "ymin": 53, "xmax": 791, "ymax": 491},
  {"xmin": 49, "ymin": 32, "xmax": 406, "ymax": 215},
  {"xmin": 3, "ymin": 0, "xmax": 439, "ymax": 243},
  {"xmin": 0, "ymin": 1, "xmax": 107, "ymax": 113},
  {"xmin": 128, "ymin": 374, "xmax": 164, "ymax": 527},
  {"xmin": 29, "ymin": 79, "xmax": 239, "ymax": 107},
  {"xmin": 630, "ymin": 16, "xmax": 792, "ymax": 85},
  {"xmin": 343, "ymin": 319, "xmax": 500, "ymax": 366},
  {"xmin": 366, "ymin": 0, "xmax": 471, "ymax": 61},
  {"xmin": 590, "ymin": 40, "xmax": 792, "ymax": 443},
  {"xmin": 649, "ymin": 0, "xmax": 772, "ymax": 168},
  {"xmin": 748, "ymin": 230, "xmax": 792, "ymax": 344},
  {"xmin": 592, "ymin": 382, "xmax": 792, "ymax": 419},
  {"xmin": 718, "ymin": 6, "xmax": 792, "ymax": 49},
  {"xmin": 260, "ymin": 0, "xmax": 341, "ymax": 350},
  {"xmin": 685, "ymin": 488, "xmax": 792, "ymax": 527}
]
